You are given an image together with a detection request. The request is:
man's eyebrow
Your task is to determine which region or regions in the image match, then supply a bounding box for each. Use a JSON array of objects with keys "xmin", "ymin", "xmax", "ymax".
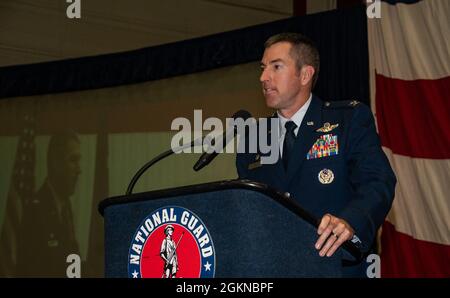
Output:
[{"xmin": 260, "ymin": 59, "xmax": 284, "ymax": 67}]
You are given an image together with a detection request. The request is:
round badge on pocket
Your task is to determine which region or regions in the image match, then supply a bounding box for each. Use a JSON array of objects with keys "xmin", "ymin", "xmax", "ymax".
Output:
[{"xmin": 318, "ymin": 168, "xmax": 334, "ymax": 184}]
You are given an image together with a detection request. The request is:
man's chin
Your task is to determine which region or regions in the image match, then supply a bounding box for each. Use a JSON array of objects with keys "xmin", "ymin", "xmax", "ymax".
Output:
[
  {"xmin": 265, "ymin": 97, "xmax": 280, "ymax": 109},
  {"xmin": 67, "ymin": 182, "xmax": 78, "ymax": 197}
]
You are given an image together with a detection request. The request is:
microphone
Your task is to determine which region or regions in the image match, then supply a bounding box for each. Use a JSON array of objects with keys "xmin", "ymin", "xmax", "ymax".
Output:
[{"xmin": 193, "ymin": 110, "xmax": 252, "ymax": 171}]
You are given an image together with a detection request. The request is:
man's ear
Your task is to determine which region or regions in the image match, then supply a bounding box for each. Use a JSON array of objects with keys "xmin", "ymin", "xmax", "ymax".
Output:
[{"xmin": 300, "ymin": 65, "xmax": 315, "ymax": 86}]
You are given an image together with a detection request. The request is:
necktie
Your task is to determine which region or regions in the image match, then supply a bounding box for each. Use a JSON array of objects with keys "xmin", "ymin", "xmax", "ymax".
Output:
[{"xmin": 282, "ymin": 121, "xmax": 297, "ymax": 169}]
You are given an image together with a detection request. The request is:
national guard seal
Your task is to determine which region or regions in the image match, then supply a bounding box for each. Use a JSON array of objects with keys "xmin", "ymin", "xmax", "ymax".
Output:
[{"xmin": 128, "ymin": 206, "xmax": 215, "ymax": 278}]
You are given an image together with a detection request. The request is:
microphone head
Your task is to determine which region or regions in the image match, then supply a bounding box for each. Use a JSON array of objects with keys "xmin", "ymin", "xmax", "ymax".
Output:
[{"xmin": 232, "ymin": 109, "xmax": 252, "ymax": 121}]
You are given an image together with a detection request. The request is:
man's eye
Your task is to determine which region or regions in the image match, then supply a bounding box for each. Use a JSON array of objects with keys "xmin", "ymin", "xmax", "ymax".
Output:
[{"xmin": 274, "ymin": 64, "xmax": 282, "ymax": 70}]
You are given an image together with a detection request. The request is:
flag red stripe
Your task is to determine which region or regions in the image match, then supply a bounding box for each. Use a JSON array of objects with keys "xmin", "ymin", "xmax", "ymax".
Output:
[
  {"xmin": 375, "ymin": 74, "xmax": 450, "ymax": 159},
  {"xmin": 381, "ymin": 221, "xmax": 450, "ymax": 277}
]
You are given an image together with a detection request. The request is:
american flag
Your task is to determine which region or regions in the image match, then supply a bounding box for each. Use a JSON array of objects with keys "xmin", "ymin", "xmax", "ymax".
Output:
[
  {"xmin": 0, "ymin": 114, "xmax": 36, "ymax": 277},
  {"xmin": 369, "ymin": 0, "xmax": 450, "ymax": 277}
]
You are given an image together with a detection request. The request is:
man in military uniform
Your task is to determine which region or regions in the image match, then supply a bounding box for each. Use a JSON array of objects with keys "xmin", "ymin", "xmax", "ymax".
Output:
[
  {"xmin": 160, "ymin": 224, "xmax": 178, "ymax": 278},
  {"xmin": 236, "ymin": 33, "xmax": 396, "ymax": 277},
  {"xmin": 17, "ymin": 131, "xmax": 81, "ymax": 277}
]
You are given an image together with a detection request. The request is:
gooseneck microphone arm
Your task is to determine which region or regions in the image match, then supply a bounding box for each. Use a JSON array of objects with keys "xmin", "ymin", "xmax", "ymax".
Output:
[
  {"xmin": 125, "ymin": 137, "xmax": 204, "ymax": 196},
  {"xmin": 193, "ymin": 109, "xmax": 252, "ymax": 172},
  {"xmin": 126, "ymin": 110, "xmax": 251, "ymax": 196}
]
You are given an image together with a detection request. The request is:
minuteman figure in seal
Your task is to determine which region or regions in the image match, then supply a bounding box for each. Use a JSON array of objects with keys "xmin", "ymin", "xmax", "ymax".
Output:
[{"xmin": 160, "ymin": 225, "xmax": 179, "ymax": 278}]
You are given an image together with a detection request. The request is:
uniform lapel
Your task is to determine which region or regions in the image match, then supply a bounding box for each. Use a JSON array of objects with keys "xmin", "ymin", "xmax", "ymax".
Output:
[{"xmin": 286, "ymin": 96, "xmax": 323, "ymax": 184}]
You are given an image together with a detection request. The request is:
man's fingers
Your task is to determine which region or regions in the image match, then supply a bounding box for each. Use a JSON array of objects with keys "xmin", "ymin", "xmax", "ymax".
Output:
[
  {"xmin": 331, "ymin": 223, "xmax": 346, "ymax": 240},
  {"xmin": 319, "ymin": 233, "xmax": 337, "ymax": 257},
  {"xmin": 315, "ymin": 226, "xmax": 333, "ymax": 250},
  {"xmin": 318, "ymin": 214, "xmax": 332, "ymax": 235},
  {"xmin": 335, "ymin": 222, "xmax": 345, "ymax": 234},
  {"xmin": 316, "ymin": 214, "xmax": 356, "ymax": 256},
  {"xmin": 326, "ymin": 230, "xmax": 350, "ymax": 257}
]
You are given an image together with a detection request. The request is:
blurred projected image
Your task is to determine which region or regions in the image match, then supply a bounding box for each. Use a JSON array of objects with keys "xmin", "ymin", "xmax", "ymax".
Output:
[
  {"xmin": 0, "ymin": 126, "xmax": 100, "ymax": 278},
  {"xmin": 16, "ymin": 131, "xmax": 81, "ymax": 277}
]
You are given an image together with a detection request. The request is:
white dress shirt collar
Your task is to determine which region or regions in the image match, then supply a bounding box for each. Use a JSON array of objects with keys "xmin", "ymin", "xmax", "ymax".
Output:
[{"xmin": 278, "ymin": 93, "xmax": 312, "ymax": 137}]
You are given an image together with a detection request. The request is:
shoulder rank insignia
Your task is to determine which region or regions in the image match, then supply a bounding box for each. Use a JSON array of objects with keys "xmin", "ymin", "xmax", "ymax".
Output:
[
  {"xmin": 324, "ymin": 100, "xmax": 360, "ymax": 109},
  {"xmin": 349, "ymin": 100, "xmax": 360, "ymax": 107},
  {"xmin": 316, "ymin": 122, "xmax": 339, "ymax": 133}
]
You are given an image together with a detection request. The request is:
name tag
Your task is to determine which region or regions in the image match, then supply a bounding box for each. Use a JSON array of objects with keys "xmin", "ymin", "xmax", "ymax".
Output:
[
  {"xmin": 48, "ymin": 239, "xmax": 59, "ymax": 247},
  {"xmin": 248, "ymin": 160, "xmax": 262, "ymax": 170}
]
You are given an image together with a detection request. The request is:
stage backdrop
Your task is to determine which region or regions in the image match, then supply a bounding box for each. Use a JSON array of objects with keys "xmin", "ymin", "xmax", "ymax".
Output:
[{"xmin": 0, "ymin": 6, "xmax": 369, "ymax": 277}]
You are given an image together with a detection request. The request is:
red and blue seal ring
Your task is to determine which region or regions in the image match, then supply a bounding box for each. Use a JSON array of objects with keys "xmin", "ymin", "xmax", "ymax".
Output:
[{"xmin": 128, "ymin": 206, "xmax": 215, "ymax": 278}]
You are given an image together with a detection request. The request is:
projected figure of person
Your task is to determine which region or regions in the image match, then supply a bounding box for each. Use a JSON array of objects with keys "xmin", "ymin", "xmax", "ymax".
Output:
[{"xmin": 17, "ymin": 131, "xmax": 81, "ymax": 277}]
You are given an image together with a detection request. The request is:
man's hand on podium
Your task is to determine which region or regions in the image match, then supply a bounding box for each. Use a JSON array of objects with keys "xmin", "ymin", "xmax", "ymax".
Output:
[{"xmin": 315, "ymin": 214, "xmax": 355, "ymax": 257}]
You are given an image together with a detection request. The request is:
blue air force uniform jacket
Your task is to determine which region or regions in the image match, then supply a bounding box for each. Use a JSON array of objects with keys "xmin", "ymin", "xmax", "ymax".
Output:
[{"xmin": 236, "ymin": 95, "xmax": 396, "ymax": 273}]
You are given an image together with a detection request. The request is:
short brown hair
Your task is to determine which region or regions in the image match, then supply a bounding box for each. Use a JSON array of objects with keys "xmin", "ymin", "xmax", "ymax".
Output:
[{"xmin": 264, "ymin": 32, "xmax": 320, "ymax": 87}]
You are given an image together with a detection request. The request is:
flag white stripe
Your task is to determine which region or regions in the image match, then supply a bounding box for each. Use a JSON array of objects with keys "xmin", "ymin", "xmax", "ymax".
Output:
[
  {"xmin": 368, "ymin": 0, "xmax": 450, "ymax": 80},
  {"xmin": 383, "ymin": 147, "xmax": 450, "ymax": 245}
]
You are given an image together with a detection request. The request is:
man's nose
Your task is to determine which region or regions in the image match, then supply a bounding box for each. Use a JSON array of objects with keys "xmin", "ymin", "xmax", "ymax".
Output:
[{"xmin": 260, "ymin": 68, "xmax": 269, "ymax": 83}]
